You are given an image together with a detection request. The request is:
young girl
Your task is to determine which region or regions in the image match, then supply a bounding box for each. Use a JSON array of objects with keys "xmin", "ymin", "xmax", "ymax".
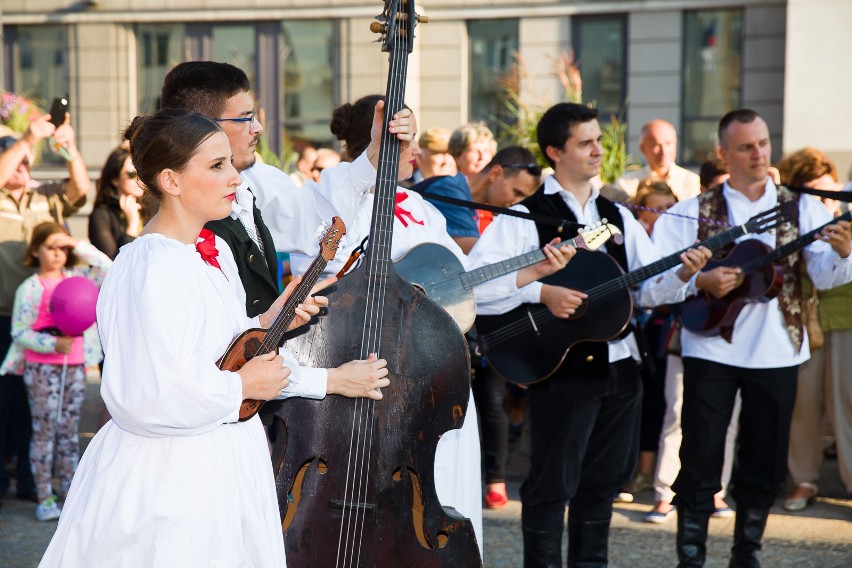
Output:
[{"xmin": 0, "ymin": 222, "xmax": 110, "ymax": 521}]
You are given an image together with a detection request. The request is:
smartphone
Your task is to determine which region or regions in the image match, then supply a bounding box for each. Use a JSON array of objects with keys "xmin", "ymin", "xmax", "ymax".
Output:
[{"xmin": 48, "ymin": 96, "xmax": 69, "ymax": 127}]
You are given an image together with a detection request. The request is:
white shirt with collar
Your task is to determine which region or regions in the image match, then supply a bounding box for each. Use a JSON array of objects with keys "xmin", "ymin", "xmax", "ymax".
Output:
[
  {"xmin": 468, "ymin": 175, "xmax": 691, "ymax": 363},
  {"xmin": 651, "ymin": 179, "xmax": 852, "ymax": 369},
  {"xmin": 243, "ymin": 152, "xmax": 377, "ymax": 258},
  {"xmin": 617, "ymin": 163, "xmax": 701, "ymax": 202}
]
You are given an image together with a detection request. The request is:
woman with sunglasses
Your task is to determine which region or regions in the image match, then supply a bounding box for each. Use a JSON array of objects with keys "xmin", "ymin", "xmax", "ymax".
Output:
[{"xmin": 88, "ymin": 146, "xmax": 146, "ymax": 259}]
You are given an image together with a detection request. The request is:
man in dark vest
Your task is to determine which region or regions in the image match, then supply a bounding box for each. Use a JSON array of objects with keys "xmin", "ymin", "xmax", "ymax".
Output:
[
  {"xmin": 651, "ymin": 109, "xmax": 852, "ymax": 567},
  {"xmin": 467, "ymin": 102, "xmax": 709, "ymax": 567},
  {"xmin": 158, "ymin": 61, "xmax": 411, "ymax": 406}
]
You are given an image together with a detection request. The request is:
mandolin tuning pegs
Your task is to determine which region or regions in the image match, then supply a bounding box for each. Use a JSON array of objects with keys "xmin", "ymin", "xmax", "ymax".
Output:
[
  {"xmin": 416, "ymin": 15, "xmax": 429, "ymax": 24},
  {"xmin": 370, "ymin": 21, "xmax": 387, "ymax": 34}
]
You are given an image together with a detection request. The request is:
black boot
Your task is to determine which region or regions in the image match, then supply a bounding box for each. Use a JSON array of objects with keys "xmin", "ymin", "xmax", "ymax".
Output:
[
  {"xmin": 676, "ymin": 507, "xmax": 711, "ymax": 567},
  {"xmin": 567, "ymin": 519, "xmax": 610, "ymax": 567},
  {"xmin": 523, "ymin": 527, "xmax": 563, "ymax": 568},
  {"xmin": 728, "ymin": 507, "xmax": 769, "ymax": 568}
]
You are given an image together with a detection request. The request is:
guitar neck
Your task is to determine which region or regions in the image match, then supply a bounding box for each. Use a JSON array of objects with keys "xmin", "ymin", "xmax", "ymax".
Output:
[
  {"xmin": 264, "ymin": 254, "xmax": 329, "ymax": 348},
  {"xmin": 740, "ymin": 210, "xmax": 852, "ymax": 272},
  {"xmin": 585, "ymin": 224, "xmax": 749, "ymax": 300},
  {"xmin": 460, "ymin": 238, "xmax": 579, "ymax": 290}
]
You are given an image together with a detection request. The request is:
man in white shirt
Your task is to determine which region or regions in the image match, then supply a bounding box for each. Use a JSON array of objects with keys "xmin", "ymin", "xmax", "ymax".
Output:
[
  {"xmin": 651, "ymin": 109, "xmax": 852, "ymax": 567},
  {"xmin": 617, "ymin": 119, "xmax": 700, "ymax": 202},
  {"xmin": 468, "ymin": 103, "xmax": 709, "ymax": 567},
  {"xmin": 159, "ymin": 62, "xmax": 410, "ymax": 403}
]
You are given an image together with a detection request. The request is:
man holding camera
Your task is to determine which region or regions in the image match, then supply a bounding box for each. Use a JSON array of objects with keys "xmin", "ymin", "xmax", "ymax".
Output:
[{"xmin": 0, "ymin": 109, "xmax": 90, "ymax": 507}]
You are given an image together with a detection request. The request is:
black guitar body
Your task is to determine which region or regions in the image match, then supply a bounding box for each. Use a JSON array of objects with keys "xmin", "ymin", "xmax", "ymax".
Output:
[
  {"xmin": 272, "ymin": 262, "xmax": 481, "ymax": 567},
  {"xmin": 476, "ymin": 250, "xmax": 631, "ymax": 385},
  {"xmin": 679, "ymin": 239, "xmax": 783, "ymax": 339}
]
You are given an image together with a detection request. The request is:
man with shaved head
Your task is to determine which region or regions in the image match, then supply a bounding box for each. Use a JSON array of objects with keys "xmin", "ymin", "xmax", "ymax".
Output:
[{"xmin": 617, "ymin": 119, "xmax": 700, "ymax": 201}]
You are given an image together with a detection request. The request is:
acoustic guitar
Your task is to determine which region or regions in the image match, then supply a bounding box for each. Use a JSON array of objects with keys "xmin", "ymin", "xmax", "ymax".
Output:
[
  {"xmin": 393, "ymin": 222, "xmax": 621, "ymax": 332},
  {"xmin": 217, "ymin": 217, "xmax": 345, "ymax": 421},
  {"xmin": 475, "ymin": 206, "xmax": 789, "ymax": 385},
  {"xmin": 680, "ymin": 209, "xmax": 852, "ymax": 339}
]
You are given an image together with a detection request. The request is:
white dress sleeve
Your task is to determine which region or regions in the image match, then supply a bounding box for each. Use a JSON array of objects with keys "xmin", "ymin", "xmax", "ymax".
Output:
[{"xmin": 98, "ymin": 239, "xmax": 244, "ymax": 437}]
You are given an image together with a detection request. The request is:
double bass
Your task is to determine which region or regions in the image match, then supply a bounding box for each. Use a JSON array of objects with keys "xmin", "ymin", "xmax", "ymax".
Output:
[{"xmin": 271, "ymin": 2, "xmax": 482, "ymax": 566}]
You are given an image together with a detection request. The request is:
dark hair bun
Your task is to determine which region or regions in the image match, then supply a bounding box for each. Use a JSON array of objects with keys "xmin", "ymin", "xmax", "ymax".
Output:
[
  {"xmin": 123, "ymin": 115, "xmax": 150, "ymax": 143},
  {"xmin": 329, "ymin": 103, "xmax": 354, "ymax": 142}
]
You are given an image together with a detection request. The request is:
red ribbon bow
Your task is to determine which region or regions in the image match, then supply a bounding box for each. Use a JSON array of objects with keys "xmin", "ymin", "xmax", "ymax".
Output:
[
  {"xmin": 394, "ymin": 191, "xmax": 425, "ymax": 228},
  {"xmin": 196, "ymin": 229, "xmax": 222, "ymax": 271}
]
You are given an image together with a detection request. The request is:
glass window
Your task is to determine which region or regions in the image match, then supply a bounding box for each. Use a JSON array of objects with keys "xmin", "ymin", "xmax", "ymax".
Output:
[
  {"xmin": 682, "ymin": 9, "xmax": 743, "ymax": 164},
  {"xmin": 136, "ymin": 24, "xmax": 184, "ymax": 114},
  {"xmin": 468, "ymin": 19, "xmax": 518, "ymax": 135},
  {"xmin": 3, "ymin": 25, "xmax": 69, "ymax": 165},
  {"xmin": 573, "ymin": 15, "xmax": 627, "ymax": 121},
  {"xmin": 281, "ymin": 20, "xmax": 336, "ymax": 146},
  {"xmin": 211, "ymin": 25, "xmax": 257, "ymax": 91}
]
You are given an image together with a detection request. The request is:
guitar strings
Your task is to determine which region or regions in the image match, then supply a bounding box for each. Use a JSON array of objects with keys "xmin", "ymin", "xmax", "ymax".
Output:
[{"xmin": 480, "ymin": 211, "xmax": 786, "ymax": 349}]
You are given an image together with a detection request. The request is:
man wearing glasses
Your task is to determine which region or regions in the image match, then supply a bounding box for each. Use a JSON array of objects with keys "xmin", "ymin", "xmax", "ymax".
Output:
[
  {"xmin": 0, "ymin": 112, "xmax": 90, "ymax": 508},
  {"xmin": 159, "ymin": 61, "xmax": 409, "ymax": 407},
  {"xmin": 420, "ymin": 146, "xmax": 541, "ymax": 254}
]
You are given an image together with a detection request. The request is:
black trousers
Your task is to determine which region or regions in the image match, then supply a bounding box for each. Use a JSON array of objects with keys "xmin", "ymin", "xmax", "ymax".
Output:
[
  {"xmin": 471, "ymin": 362, "xmax": 508, "ymax": 484},
  {"xmin": 0, "ymin": 315, "xmax": 36, "ymax": 495},
  {"xmin": 521, "ymin": 358, "xmax": 642, "ymax": 531},
  {"xmin": 673, "ymin": 357, "xmax": 798, "ymax": 512}
]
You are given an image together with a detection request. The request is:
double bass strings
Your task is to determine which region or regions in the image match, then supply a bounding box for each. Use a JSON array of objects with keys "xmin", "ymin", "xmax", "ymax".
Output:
[{"xmin": 339, "ymin": 26, "xmax": 410, "ymax": 568}]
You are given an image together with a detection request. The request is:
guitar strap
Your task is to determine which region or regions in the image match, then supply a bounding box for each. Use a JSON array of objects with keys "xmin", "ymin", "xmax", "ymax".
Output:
[
  {"xmin": 697, "ymin": 185, "xmax": 804, "ymax": 350},
  {"xmin": 520, "ymin": 186, "xmax": 629, "ymax": 381}
]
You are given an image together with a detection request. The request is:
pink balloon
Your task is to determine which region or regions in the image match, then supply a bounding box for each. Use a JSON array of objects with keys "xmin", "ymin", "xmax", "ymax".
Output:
[{"xmin": 50, "ymin": 277, "xmax": 99, "ymax": 336}]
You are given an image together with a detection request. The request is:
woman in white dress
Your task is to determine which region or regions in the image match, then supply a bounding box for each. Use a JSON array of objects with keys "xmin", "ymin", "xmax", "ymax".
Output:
[{"xmin": 40, "ymin": 108, "xmax": 322, "ymax": 567}]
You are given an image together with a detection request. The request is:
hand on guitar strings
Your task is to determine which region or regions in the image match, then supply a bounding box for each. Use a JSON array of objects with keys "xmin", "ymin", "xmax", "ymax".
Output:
[
  {"xmin": 516, "ymin": 238, "xmax": 577, "ymax": 289},
  {"xmin": 327, "ymin": 353, "xmax": 391, "ymax": 400},
  {"xmin": 676, "ymin": 244, "xmax": 713, "ymax": 282},
  {"xmin": 237, "ymin": 351, "xmax": 292, "ymax": 401},
  {"xmin": 366, "ymin": 100, "xmax": 415, "ymax": 169},
  {"xmin": 540, "ymin": 284, "xmax": 587, "ymax": 320},
  {"xmin": 817, "ymin": 218, "xmax": 851, "ymax": 258},
  {"xmin": 258, "ymin": 275, "xmax": 336, "ymax": 331},
  {"xmin": 696, "ymin": 266, "xmax": 742, "ymax": 298}
]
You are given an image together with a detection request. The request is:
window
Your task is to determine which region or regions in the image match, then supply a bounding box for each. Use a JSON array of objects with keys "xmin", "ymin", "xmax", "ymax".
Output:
[
  {"xmin": 281, "ymin": 20, "xmax": 337, "ymax": 146},
  {"xmin": 573, "ymin": 15, "xmax": 627, "ymax": 121},
  {"xmin": 681, "ymin": 9, "xmax": 743, "ymax": 164},
  {"xmin": 211, "ymin": 25, "xmax": 257, "ymax": 90},
  {"xmin": 468, "ymin": 19, "xmax": 518, "ymax": 135},
  {"xmin": 136, "ymin": 24, "xmax": 184, "ymax": 114},
  {"xmin": 2, "ymin": 25, "xmax": 70, "ymax": 165}
]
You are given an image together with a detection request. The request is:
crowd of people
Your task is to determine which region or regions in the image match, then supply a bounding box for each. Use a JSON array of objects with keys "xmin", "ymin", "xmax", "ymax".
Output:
[{"xmin": 0, "ymin": 56, "xmax": 850, "ymax": 568}]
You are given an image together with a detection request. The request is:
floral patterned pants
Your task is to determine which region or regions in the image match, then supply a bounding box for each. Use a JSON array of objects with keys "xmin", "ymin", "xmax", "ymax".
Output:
[{"xmin": 23, "ymin": 361, "xmax": 86, "ymax": 500}]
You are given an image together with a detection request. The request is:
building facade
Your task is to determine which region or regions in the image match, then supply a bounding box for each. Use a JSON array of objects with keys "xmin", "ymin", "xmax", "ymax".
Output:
[{"xmin": 2, "ymin": 0, "xmax": 850, "ymax": 180}]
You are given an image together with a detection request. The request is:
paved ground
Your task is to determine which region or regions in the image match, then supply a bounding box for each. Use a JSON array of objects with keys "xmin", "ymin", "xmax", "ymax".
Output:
[{"xmin": 1, "ymin": 371, "xmax": 850, "ymax": 567}]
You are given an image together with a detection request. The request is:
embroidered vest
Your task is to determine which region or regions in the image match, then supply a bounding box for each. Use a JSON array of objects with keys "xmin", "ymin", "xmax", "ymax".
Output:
[
  {"xmin": 520, "ymin": 187, "xmax": 628, "ymax": 381},
  {"xmin": 697, "ymin": 185, "xmax": 804, "ymax": 350}
]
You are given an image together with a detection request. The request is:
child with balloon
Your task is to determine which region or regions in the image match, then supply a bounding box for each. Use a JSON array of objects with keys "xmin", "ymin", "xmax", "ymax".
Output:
[{"xmin": 0, "ymin": 221, "xmax": 110, "ymax": 521}]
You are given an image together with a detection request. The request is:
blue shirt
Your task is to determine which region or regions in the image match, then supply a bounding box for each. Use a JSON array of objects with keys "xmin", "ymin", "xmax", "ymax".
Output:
[{"xmin": 421, "ymin": 173, "xmax": 480, "ymax": 238}]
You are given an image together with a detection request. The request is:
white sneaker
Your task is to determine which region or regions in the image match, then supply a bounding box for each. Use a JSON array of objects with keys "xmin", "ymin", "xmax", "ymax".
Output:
[{"xmin": 35, "ymin": 496, "xmax": 61, "ymax": 521}]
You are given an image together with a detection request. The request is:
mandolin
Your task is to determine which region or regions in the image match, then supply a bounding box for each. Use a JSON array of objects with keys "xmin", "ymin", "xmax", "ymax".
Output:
[
  {"xmin": 680, "ymin": 209, "xmax": 852, "ymax": 339},
  {"xmin": 393, "ymin": 221, "xmax": 622, "ymax": 331},
  {"xmin": 475, "ymin": 206, "xmax": 790, "ymax": 385},
  {"xmin": 217, "ymin": 217, "xmax": 345, "ymax": 421}
]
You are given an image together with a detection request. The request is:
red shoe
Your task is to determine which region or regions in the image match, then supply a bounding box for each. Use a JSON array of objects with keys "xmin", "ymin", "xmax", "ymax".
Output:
[{"xmin": 484, "ymin": 491, "xmax": 508, "ymax": 509}]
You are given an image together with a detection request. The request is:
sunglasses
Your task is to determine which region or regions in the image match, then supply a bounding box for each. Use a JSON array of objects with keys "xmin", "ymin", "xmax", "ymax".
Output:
[{"xmin": 503, "ymin": 162, "xmax": 542, "ymax": 177}]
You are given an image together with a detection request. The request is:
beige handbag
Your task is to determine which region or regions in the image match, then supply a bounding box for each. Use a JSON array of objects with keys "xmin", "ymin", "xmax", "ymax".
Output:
[{"xmin": 803, "ymin": 290, "xmax": 824, "ymax": 350}]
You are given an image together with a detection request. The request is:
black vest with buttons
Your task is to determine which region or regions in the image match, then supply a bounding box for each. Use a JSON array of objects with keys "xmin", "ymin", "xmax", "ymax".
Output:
[
  {"xmin": 519, "ymin": 186, "xmax": 628, "ymax": 381},
  {"xmin": 205, "ymin": 192, "xmax": 280, "ymax": 318}
]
